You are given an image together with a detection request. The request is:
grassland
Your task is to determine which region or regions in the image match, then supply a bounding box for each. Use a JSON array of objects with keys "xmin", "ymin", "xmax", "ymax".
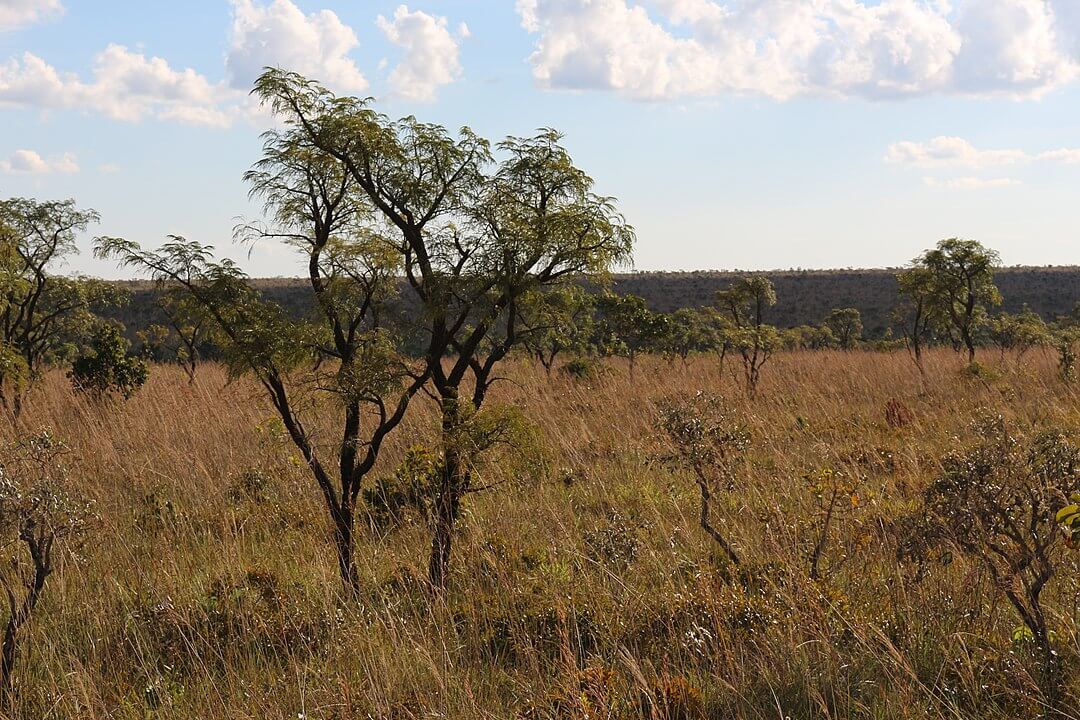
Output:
[{"xmin": 3, "ymin": 348, "xmax": 1080, "ymax": 719}]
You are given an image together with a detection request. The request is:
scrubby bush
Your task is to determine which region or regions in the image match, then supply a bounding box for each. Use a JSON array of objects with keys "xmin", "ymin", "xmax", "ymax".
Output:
[
  {"xmin": 899, "ymin": 415, "xmax": 1080, "ymax": 713},
  {"xmin": 0, "ymin": 431, "xmax": 95, "ymax": 700},
  {"xmin": 657, "ymin": 392, "xmax": 749, "ymax": 565},
  {"xmin": 69, "ymin": 322, "xmax": 149, "ymax": 399}
]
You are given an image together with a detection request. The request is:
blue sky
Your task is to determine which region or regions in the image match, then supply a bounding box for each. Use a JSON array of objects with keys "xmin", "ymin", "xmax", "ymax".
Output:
[{"xmin": 2, "ymin": 0, "xmax": 1080, "ymax": 278}]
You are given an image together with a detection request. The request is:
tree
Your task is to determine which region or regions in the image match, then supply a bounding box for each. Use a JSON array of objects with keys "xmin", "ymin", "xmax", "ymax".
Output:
[
  {"xmin": 244, "ymin": 70, "xmax": 636, "ymax": 591},
  {"xmin": 0, "ymin": 431, "xmax": 94, "ymax": 701},
  {"xmin": 158, "ymin": 290, "xmax": 211, "ymax": 383},
  {"xmin": 715, "ymin": 276, "xmax": 778, "ymax": 398},
  {"xmin": 517, "ymin": 285, "xmax": 595, "ymax": 374},
  {"xmin": 915, "ymin": 238, "xmax": 1001, "ymax": 363},
  {"xmin": 68, "ymin": 321, "xmax": 149, "ymax": 399},
  {"xmin": 988, "ymin": 306, "xmax": 1051, "ymax": 364},
  {"xmin": 664, "ymin": 307, "xmax": 719, "ymax": 363},
  {"xmin": 823, "ymin": 307, "xmax": 862, "ymax": 350},
  {"xmin": 0, "ymin": 198, "xmax": 126, "ymax": 413},
  {"xmin": 1053, "ymin": 325, "xmax": 1080, "ymax": 382},
  {"xmin": 593, "ymin": 293, "xmax": 667, "ymax": 374},
  {"xmin": 700, "ymin": 307, "xmax": 735, "ymax": 378},
  {"xmin": 97, "ymin": 115, "xmax": 430, "ymax": 594},
  {"xmin": 894, "ymin": 265, "xmax": 939, "ymax": 377}
]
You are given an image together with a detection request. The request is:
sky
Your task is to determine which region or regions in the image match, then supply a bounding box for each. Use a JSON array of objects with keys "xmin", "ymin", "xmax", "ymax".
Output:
[{"xmin": 2, "ymin": 0, "xmax": 1080, "ymax": 278}]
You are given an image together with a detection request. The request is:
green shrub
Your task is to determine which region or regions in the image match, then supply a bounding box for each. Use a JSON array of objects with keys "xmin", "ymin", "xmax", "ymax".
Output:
[{"xmin": 69, "ymin": 322, "xmax": 149, "ymax": 399}]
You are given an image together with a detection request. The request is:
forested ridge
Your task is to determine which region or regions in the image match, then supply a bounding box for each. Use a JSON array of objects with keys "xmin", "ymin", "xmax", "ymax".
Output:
[{"xmin": 106, "ymin": 266, "xmax": 1080, "ymax": 340}]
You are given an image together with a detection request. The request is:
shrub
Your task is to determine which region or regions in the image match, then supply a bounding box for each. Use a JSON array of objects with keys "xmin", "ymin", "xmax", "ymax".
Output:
[
  {"xmin": 69, "ymin": 322, "xmax": 149, "ymax": 399},
  {"xmin": 657, "ymin": 392, "xmax": 749, "ymax": 565},
  {"xmin": 0, "ymin": 431, "xmax": 95, "ymax": 699},
  {"xmin": 898, "ymin": 415, "xmax": 1080, "ymax": 713},
  {"xmin": 559, "ymin": 357, "xmax": 605, "ymax": 382}
]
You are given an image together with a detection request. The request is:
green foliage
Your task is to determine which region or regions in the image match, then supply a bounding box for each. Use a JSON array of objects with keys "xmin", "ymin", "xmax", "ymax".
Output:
[
  {"xmin": 662, "ymin": 307, "xmax": 723, "ymax": 360},
  {"xmin": 1053, "ymin": 325, "xmax": 1080, "ymax": 381},
  {"xmin": 988, "ymin": 305, "xmax": 1051, "ymax": 360},
  {"xmin": 363, "ymin": 447, "xmax": 440, "ymax": 531},
  {"xmin": 558, "ymin": 356, "xmax": 606, "ymax": 382},
  {"xmin": 822, "ymin": 307, "xmax": 862, "ymax": 349},
  {"xmin": 69, "ymin": 322, "xmax": 149, "ymax": 399},
  {"xmin": 593, "ymin": 293, "xmax": 667, "ymax": 367},
  {"xmin": 911, "ymin": 238, "xmax": 1001, "ymax": 361},
  {"xmin": 0, "ymin": 198, "xmax": 128, "ymax": 409},
  {"xmin": 715, "ymin": 277, "xmax": 778, "ymax": 396},
  {"xmin": 782, "ymin": 324, "xmax": 834, "ymax": 351},
  {"xmin": 517, "ymin": 285, "xmax": 596, "ymax": 372}
]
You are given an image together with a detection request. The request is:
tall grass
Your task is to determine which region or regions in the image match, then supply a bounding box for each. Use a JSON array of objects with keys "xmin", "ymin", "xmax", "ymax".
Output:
[{"xmin": 2, "ymin": 348, "xmax": 1078, "ymax": 719}]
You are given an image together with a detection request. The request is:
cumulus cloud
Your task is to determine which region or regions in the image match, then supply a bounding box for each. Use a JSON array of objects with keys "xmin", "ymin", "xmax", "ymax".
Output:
[
  {"xmin": 516, "ymin": 0, "xmax": 1080, "ymax": 100},
  {"xmin": 0, "ymin": 0, "xmax": 63, "ymax": 32},
  {"xmin": 923, "ymin": 176, "xmax": 1021, "ymax": 189},
  {"xmin": 0, "ymin": 46, "xmax": 237, "ymax": 127},
  {"xmin": 887, "ymin": 136, "xmax": 1080, "ymax": 168},
  {"xmin": 377, "ymin": 5, "xmax": 465, "ymax": 101},
  {"xmin": 227, "ymin": 0, "xmax": 367, "ymax": 92},
  {"xmin": 0, "ymin": 149, "xmax": 78, "ymax": 174}
]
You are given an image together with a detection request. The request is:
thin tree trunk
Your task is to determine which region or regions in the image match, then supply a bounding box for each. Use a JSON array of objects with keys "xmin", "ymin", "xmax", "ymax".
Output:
[
  {"xmin": 1, "ymin": 543, "xmax": 49, "ymax": 700},
  {"xmin": 429, "ymin": 391, "xmax": 463, "ymax": 591}
]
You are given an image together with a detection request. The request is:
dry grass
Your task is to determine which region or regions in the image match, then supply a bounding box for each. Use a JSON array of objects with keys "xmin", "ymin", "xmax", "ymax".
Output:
[{"xmin": 2, "ymin": 348, "xmax": 1080, "ymax": 719}]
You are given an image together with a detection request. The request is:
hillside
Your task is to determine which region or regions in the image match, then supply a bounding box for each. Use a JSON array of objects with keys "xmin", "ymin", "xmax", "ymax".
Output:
[{"xmin": 105, "ymin": 266, "xmax": 1080, "ymax": 340}]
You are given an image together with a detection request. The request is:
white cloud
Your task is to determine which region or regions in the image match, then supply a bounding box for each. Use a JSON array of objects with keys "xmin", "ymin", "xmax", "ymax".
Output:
[
  {"xmin": 377, "ymin": 5, "xmax": 465, "ymax": 102},
  {"xmin": 0, "ymin": 0, "xmax": 63, "ymax": 32},
  {"xmin": 886, "ymin": 136, "xmax": 1028, "ymax": 168},
  {"xmin": 887, "ymin": 136, "xmax": 1080, "ymax": 168},
  {"xmin": 1038, "ymin": 148, "xmax": 1080, "ymax": 164},
  {"xmin": 0, "ymin": 46, "xmax": 237, "ymax": 127},
  {"xmin": 923, "ymin": 176, "xmax": 1021, "ymax": 189},
  {"xmin": 227, "ymin": 0, "xmax": 367, "ymax": 92},
  {"xmin": 0, "ymin": 148, "xmax": 78, "ymax": 174},
  {"xmin": 516, "ymin": 0, "xmax": 1080, "ymax": 101}
]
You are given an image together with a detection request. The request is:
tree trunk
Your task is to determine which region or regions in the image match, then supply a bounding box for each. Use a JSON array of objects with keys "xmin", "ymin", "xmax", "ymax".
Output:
[
  {"xmin": 1, "ymin": 546, "xmax": 48, "ymax": 701},
  {"xmin": 332, "ymin": 506, "xmax": 360, "ymax": 595},
  {"xmin": 428, "ymin": 391, "xmax": 463, "ymax": 591}
]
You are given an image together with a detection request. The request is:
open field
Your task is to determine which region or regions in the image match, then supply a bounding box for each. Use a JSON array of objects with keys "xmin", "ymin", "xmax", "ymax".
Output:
[{"xmin": 1, "ymin": 348, "xmax": 1079, "ymax": 719}]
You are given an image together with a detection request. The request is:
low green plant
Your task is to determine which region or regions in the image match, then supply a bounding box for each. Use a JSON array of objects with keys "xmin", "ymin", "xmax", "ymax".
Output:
[{"xmin": 69, "ymin": 322, "xmax": 149, "ymax": 399}]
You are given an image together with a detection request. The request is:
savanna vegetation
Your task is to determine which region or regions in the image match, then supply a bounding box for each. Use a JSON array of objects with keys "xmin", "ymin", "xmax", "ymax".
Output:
[{"xmin": 1, "ymin": 69, "xmax": 1080, "ymax": 719}]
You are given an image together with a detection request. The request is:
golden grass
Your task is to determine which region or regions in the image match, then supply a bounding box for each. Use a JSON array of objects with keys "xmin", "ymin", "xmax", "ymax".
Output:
[{"xmin": 2, "ymin": 348, "xmax": 1080, "ymax": 719}]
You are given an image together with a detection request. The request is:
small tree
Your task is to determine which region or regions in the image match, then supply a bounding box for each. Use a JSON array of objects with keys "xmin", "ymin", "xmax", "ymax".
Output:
[
  {"xmin": 715, "ymin": 276, "xmax": 778, "ymax": 398},
  {"xmin": 988, "ymin": 307, "xmax": 1051, "ymax": 364},
  {"xmin": 699, "ymin": 307, "xmax": 734, "ymax": 377},
  {"xmin": 593, "ymin": 293, "xmax": 666, "ymax": 375},
  {"xmin": 69, "ymin": 322, "xmax": 149, "ymax": 399},
  {"xmin": 823, "ymin": 307, "xmax": 862, "ymax": 350},
  {"xmin": 657, "ymin": 392, "xmax": 749, "ymax": 566},
  {"xmin": 1053, "ymin": 326, "xmax": 1080, "ymax": 382},
  {"xmin": 663, "ymin": 307, "xmax": 719, "ymax": 363},
  {"xmin": 0, "ymin": 431, "xmax": 94, "ymax": 700},
  {"xmin": 0, "ymin": 198, "xmax": 126, "ymax": 413},
  {"xmin": 97, "ymin": 120, "xmax": 428, "ymax": 594},
  {"xmin": 900, "ymin": 417, "xmax": 1080, "ymax": 713},
  {"xmin": 895, "ymin": 265, "xmax": 938, "ymax": 378},
  {"xmin": 915, "ymin": 238, "xmax": 1001, "ymax": 363},
  {"xmin": 517, "ymin": 285, "xmax": 595, "ymax": 375},
  {"xmin": 158, "ymin": 289, "xmax": 211, "ymax": 383}
]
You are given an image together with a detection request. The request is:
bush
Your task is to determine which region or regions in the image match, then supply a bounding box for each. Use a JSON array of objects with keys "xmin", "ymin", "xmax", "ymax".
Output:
[{"xmin": 69, "ymin": 322, "xmax": 149, "ymax": 399}]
